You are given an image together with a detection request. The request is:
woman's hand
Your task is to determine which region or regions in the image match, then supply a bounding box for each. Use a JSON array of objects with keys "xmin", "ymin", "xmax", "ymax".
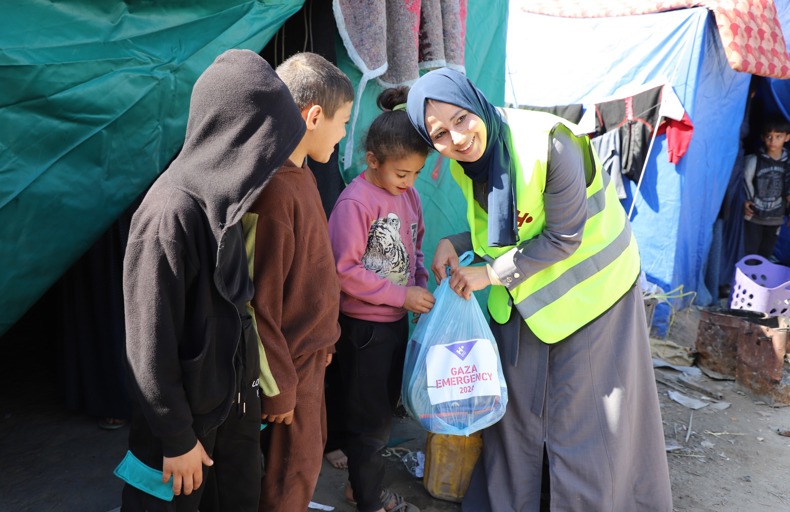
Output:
[
  {"xmin": 431, "ymin": 239, "xmax": 459, "ymax": 283},
  {"xmin": 449, "ymin": 265, "xmax": 491, "ymax": 300}
]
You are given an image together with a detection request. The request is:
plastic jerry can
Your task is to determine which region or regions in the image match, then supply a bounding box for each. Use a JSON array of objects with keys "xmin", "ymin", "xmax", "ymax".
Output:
[{"xmin": 423, "ymin": 430, "xmax": 483, "ymax": 502}]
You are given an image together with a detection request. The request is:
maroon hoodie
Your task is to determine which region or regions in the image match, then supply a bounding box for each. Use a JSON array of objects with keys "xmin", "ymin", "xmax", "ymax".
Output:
[{"xmin": 248, "ymin": 160, "xmax": 341, "ymax": 416}]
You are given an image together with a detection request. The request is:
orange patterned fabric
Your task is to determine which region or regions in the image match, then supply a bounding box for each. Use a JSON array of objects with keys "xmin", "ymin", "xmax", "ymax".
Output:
[
  {"xmin": 709, "ymin": 0, "xmax": 790, "ymax": 78},
  {"xmin": 517, "ymin": 0, "xmax": 790, "ymax": 78}
]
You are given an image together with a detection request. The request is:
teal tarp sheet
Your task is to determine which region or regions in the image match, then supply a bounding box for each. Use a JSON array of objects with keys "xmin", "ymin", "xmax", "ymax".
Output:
[
  {"xmin": 336, "ymin": 0, "xmax": 508, "ymax": 306},
  {"xmin": 0, "ymin": 0, "xmax": 507, "ymax": 335},
  {"xmin": 0, "ymin": 1, "xmax": 303, "ymax": 335}
]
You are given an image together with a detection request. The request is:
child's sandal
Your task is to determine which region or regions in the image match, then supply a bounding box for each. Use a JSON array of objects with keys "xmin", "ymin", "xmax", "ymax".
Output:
[{"xmin": 379, "ymin": 488, "xmax": 420, "ymax": 512}]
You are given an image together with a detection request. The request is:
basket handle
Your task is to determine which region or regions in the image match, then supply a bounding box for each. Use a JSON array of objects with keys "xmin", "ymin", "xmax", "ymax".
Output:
[{"xmin": 739, "ymin": 254, "xmax": 770, "ymax": 268}]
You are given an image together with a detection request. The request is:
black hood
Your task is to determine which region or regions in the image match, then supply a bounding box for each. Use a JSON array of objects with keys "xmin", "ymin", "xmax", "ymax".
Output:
[{"xmin": 164, "ymin": 48, "xmax": 305, "ymax": 243}]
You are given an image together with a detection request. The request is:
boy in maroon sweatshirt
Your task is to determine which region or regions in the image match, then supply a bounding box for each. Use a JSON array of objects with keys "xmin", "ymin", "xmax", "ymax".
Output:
[{"xmin": 246, "ymin": 52, "xmax": 354, "ymax": 512}]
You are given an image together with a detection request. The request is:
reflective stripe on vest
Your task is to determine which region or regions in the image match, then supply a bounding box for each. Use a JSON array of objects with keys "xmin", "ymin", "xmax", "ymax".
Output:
[
  {"xmin": 514, "ymin": 218, "xmax": 632, "ymax": 319},
  {"xmin": 450, "ymin": 109, "xmax": 640, "ymax": 344}
]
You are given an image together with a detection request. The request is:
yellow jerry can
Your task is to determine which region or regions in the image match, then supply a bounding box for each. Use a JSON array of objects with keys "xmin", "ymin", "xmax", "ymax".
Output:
[{"xmin": 423, "ymin": 430, "xmax": 483, "ymax": 502}]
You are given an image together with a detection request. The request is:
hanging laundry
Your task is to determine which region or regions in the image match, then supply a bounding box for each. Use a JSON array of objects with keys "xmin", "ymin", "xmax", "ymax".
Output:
[
  {"xmin": 333, "ymin": 0, "xmax": 467, "ymax": 169},
  {"xmin": 594, "ymin": 85, "xmax": 662, "ymax": 183},
  {"xmin": 593, "ymin": 83, "xmax": 693, "ymax": 183},
  {"xmin": 591, "ymin": 130, "xmax": 626, "ymax": 199},
  {"xmin": 658, "ymin": 113, "xmax": 693, "ymax": 164}
]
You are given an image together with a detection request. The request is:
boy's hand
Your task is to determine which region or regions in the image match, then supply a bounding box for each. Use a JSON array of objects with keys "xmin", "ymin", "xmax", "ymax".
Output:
[
  {"xmin": 162, "ymin": 440, "xmax": 213, "ymax": 497},
  {"xmin": 431, "ymin": 239, "xmax": 459, "ymax": 284},
  {"xmin": 744, "ymin": 201, "xmax": 755, "ymax": 216},
  {"xmin": 262, "ymin": 409, "xmax": 294, "ymax": 425},
  {"xmin": 404, "ymin": 286, "xmax": 435, "ymax": 314}
]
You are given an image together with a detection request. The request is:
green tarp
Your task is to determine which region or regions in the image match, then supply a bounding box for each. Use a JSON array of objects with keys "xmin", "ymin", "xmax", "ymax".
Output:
[
  {"xmin": 0, "ymin": 0, "xmax": 508, "ymax": 335},
  {"xmin": 0, "ymin": 1, "xmax": 303, "ymax": 334}
]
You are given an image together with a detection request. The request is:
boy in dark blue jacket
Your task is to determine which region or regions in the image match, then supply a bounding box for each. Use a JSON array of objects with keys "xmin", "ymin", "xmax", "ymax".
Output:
[{"xmin": 743, "ymin": 117, "xmax": 790, "ymax": 258}]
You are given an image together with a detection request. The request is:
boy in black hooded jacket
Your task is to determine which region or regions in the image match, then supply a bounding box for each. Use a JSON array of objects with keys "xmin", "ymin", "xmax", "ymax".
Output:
[{"xmin": 120, "ymin": 49, "xmax": 305, "ymax": 512}]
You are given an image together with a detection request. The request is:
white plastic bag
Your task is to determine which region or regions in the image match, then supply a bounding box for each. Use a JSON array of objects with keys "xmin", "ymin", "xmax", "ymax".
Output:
[{"xmin": 402, "ymin": 252, "xmax": 508, "ymax": 435}]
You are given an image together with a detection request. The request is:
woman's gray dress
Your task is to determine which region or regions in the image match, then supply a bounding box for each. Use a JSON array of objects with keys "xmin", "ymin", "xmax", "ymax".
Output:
[
  {"xmin": 461, "ymin": 285, "xmax": 672, "ymax": 512},
  {"xmin": 455, "ymin": 128, "xmax": 672, "ymax": 512}
]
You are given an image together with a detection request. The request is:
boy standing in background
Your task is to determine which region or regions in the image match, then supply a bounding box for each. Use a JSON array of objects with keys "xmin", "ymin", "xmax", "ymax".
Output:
[
  {"xmin": 246, "ymin": 52, "xmax": 354, "ymax": 512},
  {"xmin": 743, "ymin": 116, "xmax": 790, "ymax": 258}
]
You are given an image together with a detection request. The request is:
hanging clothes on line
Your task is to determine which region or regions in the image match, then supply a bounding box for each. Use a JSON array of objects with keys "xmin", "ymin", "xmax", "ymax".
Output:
[
  {"xmin": 514, "ymin": 83, "xmax": 693, "ymax": 205},
  {"xmin": 591, "ymin": 129, "xmax": 626, "ymax": 199},
  {"xmin": 593, "ymin": 83, "xmax": 694, "ymax": 184}
]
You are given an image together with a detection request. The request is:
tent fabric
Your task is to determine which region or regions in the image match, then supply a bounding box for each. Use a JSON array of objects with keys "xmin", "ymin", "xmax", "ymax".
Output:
[
  {"xmin": 0, "ymin": 0, "xmax": 303, "ymax": 336},
  {"xmin": 518, "ymin": 0, "xmax": 790, "ymax": 79},
  {"xmin": 506, "ymin": 7, "xmax": 752, "ymax": 315},
  {"xmin": 333, "ymin": 0, "xmax": 467, "ymax": 169}
]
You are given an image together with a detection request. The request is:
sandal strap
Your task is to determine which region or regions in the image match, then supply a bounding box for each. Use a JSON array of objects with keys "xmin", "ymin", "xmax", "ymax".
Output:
[
  {"xmin": 379, "ymin": 488, "xmax": 420, "ymax": 512},
  {"xmin": 380, "ymin": 488, "xmax": 402, "ymax": 508}
]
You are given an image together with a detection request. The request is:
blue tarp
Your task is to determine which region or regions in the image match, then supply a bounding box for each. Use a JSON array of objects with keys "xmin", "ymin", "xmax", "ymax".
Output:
[{"xmin": 506, "ymin": 7, "xmax": 753, "ymax": 312}]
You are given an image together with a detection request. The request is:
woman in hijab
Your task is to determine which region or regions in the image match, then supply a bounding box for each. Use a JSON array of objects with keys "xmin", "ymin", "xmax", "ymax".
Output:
[{"xmin": 406, "ymin": 68, "xmax": 672, "ymax": 512}]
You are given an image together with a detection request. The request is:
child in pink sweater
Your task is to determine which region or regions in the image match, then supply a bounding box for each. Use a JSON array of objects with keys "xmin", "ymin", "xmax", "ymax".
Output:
[{"xmin": 327, "ymin": 86, "xmax": 434, "ymax": 512}]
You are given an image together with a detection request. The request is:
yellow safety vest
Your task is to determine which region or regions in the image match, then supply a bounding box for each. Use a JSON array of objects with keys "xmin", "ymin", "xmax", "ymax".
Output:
[{"xmin": 450, "ymin": 109, "xmax": 640, "ymax": 344}]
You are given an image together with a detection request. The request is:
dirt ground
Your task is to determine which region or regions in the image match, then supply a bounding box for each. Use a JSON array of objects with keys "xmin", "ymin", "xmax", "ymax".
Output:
[
  {"xmin": 3, "ymin": 305, "xmax": 790, "ymax": 511},
  {"xmin": 651, "ymin": 306, "xmax": 790, "ymax": 512},
  {"xmin": 658, "ymin": 373, "xmax": 790, "ymax": 512}
]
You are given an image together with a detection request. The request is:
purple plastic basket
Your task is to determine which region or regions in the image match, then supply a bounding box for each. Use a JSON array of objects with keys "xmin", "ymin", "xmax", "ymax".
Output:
[{"xmin": 730, "ymin": 255, "xmax": 790, "ymax": 316}]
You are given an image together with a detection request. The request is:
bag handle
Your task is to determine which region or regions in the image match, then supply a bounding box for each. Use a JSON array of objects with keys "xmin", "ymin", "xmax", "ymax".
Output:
[
  {"xmin": 458, "ymin": 250, "xmax": 474, "ymax": 267},
  {"xmin": 447, "ymin": 250, "xmax": 475, "ymax": 277}
]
